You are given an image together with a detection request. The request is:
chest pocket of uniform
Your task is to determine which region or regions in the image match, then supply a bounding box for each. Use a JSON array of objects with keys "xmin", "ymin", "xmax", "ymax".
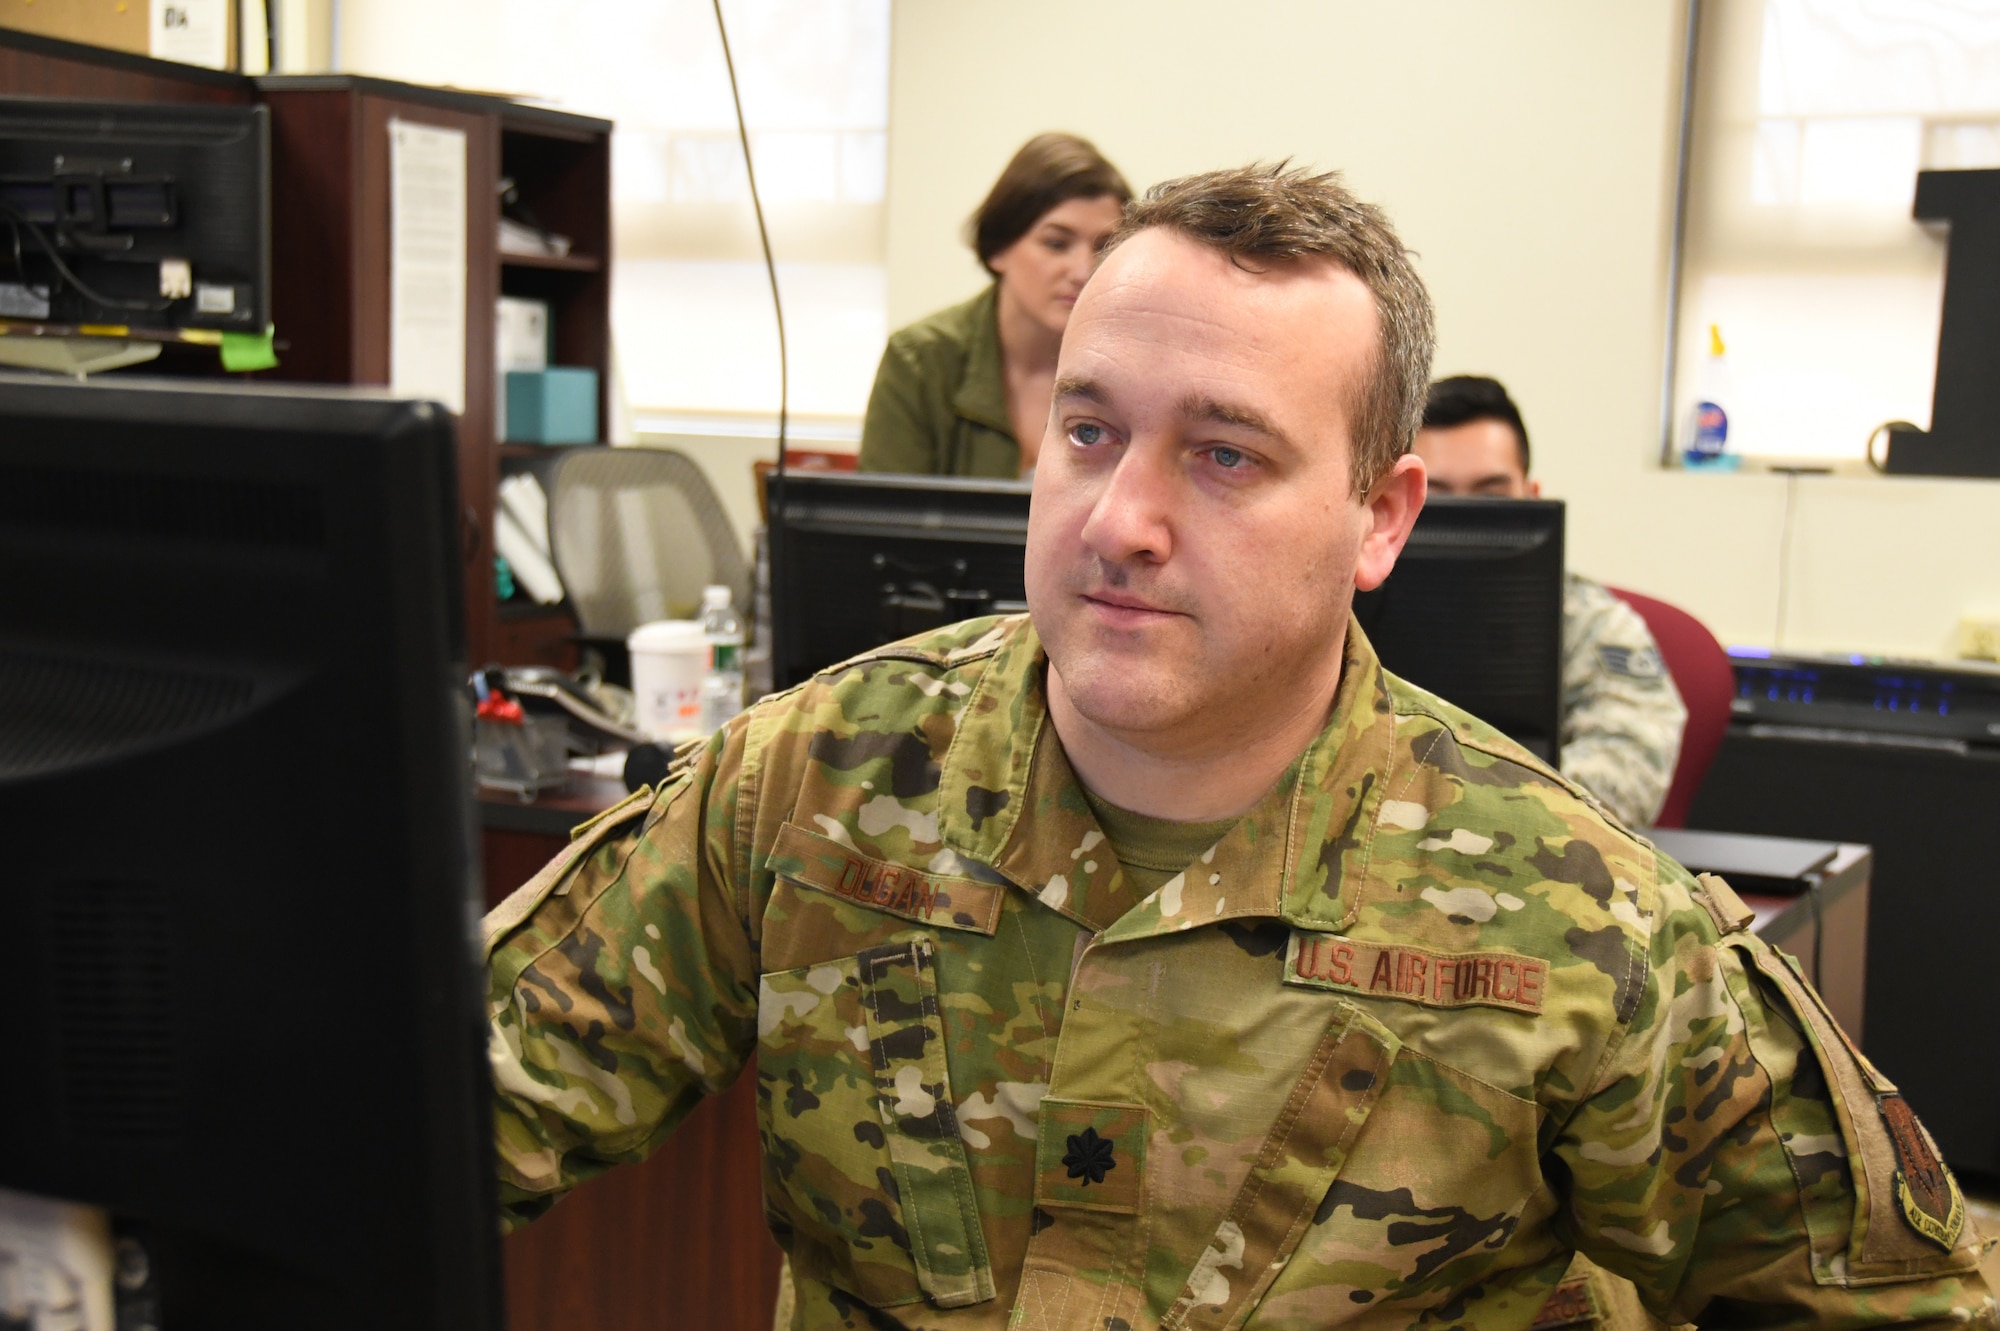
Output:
[
  {"xmin": 1268, "ymin": 1043, "xmax": 1546, "ymax": 1317},
  {"xmin": 758, "ymin": 936, "xmax": 996, "ymax": 1310}
]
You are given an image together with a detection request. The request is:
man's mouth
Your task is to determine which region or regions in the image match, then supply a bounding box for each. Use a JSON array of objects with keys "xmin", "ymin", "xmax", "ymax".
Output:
[{"xmin": 1080, "ymin": 589, "xmax": 1183, "ymax": 624}]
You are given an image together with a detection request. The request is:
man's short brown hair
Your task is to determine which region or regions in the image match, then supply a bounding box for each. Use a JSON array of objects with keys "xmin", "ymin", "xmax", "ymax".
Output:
[
  {"xmin": 968, "ymin": 133, "xmax": 1132, "ymax": 274},
  {"xmin": 1105, "ymin": 163, "xmax": 1435, "ymax": 493}
]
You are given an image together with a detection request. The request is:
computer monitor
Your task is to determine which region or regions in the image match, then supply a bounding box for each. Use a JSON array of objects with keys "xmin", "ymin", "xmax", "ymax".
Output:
[
  {"xmin": 767, "ymin": 471, "xmax": 1032, "ymax": 689},
  {"xmin": 766, "ymin": 474, "xmax": 1564, "ymax": 763},
  {"xmin": 0, "ymin": 99, "xmax": 270, "ymax": 334},
  {"xmin": 1353, "ymin": 496, "xmax": 1566, "ymax": 764},
  {"xmin": 0, "ymin": 375, "xmax": 500, "ymax": 1331}
]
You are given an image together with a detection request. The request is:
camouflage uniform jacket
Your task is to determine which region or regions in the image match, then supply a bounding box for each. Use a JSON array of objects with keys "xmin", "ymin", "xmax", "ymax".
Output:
[
  {"xmin": 1560, "ymin": 574, "xmax": 1687, "ymax": 828},
  {"xmin": 484, "ymin": 615, "xmax": 1992, "ymax": 1331}
]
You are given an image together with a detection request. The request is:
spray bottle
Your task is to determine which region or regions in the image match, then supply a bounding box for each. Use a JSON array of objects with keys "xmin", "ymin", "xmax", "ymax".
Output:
[{"xmin": 1683, "ymin": 323, "xmax": 1737, "ymax": 469}]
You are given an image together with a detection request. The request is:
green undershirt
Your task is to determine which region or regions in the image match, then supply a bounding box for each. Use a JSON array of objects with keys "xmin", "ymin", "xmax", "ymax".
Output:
[{"xmin": 1079, "ymin": 786, "xmax": 1241, "ymax": 899}]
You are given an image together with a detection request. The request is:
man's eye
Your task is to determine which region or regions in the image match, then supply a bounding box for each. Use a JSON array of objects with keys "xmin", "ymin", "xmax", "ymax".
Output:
[
  {"xmin": 1070, "ymin": 422, "xmax": 1105, "ymax": 446},
  {"xmin": 1211, "ymin": 446, "xmax": 1245, "ymax": 469}
]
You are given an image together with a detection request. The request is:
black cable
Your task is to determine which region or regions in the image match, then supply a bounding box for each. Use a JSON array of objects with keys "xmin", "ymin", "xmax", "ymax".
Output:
[
  {"xmin": 0, "ymin": 201, "xmax": 175, "ymax": 316},
  {"xmin": 1774, "ymin": 467, "xmax": 1800, "ymax": 649},
  {"xmin": 1805, "ymin": 875, "xmax": 1825, "ymax": 996},
  {"xmin": 4, "ymin": 217, "xmax": 25, "ymax": 285},
  {"xmin": 712, "ymin": 0, "xmax": 790, "ymax": 681},
  {"xmin": 710, "ymin": 1, "xmax": 788, "ymax": 468}
]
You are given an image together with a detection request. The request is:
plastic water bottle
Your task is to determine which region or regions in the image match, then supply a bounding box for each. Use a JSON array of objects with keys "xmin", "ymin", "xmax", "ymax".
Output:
[{"xmin": 698, "ymin": 584, "xmax": 745, "ymax": 732}]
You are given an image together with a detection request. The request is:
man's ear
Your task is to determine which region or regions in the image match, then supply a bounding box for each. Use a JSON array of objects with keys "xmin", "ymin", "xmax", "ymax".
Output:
[{"xmin": 1354, "ymin": 453, "xmax": 1426, "ymax": 593}]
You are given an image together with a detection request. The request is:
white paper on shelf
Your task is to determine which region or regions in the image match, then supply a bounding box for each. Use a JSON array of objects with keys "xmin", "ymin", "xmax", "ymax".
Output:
[
  {"xmin": 495, "ymin": 506, "xmax": 565, "ymax": 605},
  {"xmin": 496, "ymin": 297, "xmax": 549, "ymax": 374},
  {"xmin": 388, "ymin": 120, "xmax": 467, "ymax": 416},
  {"xmin": 498, "ymin": 473, "xmax": 553, "ymax": 555},
  {"xmin": 149, "ymin": 0, "xmax": 229, "ymax": 70},
  {"xmin": 498, "ymin": 218, "xmax": 572, "ymax": 257}
]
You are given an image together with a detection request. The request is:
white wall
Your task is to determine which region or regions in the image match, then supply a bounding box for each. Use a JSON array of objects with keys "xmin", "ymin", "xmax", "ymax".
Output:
[{"xmin": 886, "ymin": 0, "xmax": 2000, "ymax": 659}]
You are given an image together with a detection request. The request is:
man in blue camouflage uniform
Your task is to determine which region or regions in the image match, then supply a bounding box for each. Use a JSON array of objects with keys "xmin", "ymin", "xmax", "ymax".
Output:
[{"xmin": 483, "ymin": 165, "xmax": 1992, "ymax": 1330}]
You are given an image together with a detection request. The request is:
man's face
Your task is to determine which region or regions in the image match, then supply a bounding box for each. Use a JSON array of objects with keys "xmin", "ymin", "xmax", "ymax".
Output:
[
  {"xmin": 1410, "ymin": 419, "xmax": 1538, "ymax": 497},
  {"xmin": 1024, "ymin": 227, "xmax": 1419, "ymax": 752}
]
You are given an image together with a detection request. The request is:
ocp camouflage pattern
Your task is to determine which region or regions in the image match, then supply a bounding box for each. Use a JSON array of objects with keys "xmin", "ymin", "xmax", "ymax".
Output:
[
  {"xmin": 483, "ymin": 615, "xmax": 1993, "ymax": 1330},
  {"xmin": 1560, "ymin": 573, "xmax": 1686, "ymax": 828}
]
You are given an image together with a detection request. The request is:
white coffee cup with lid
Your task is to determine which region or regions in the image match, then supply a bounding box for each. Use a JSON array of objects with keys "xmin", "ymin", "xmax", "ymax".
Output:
[{"xmin": 627, "ymin": 620, "xmax": 707, "ymax": 742}]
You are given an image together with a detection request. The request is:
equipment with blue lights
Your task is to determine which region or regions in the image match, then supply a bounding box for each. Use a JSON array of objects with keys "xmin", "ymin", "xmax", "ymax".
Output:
[{"xmin": 1726, "ymin": 648, "xmax": 2000, "ymax": 746}]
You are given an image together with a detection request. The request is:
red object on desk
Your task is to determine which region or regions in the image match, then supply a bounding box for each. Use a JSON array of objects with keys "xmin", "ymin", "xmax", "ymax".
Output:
[{"xmin": 476, "ymin": 694, "xmax": 526, "ymax": 724}]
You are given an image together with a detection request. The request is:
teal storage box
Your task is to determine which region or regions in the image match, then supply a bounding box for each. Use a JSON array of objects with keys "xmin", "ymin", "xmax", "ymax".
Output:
[{"xmin": 506, "ymin": 367, "xmax": 598, "ymax": 444}]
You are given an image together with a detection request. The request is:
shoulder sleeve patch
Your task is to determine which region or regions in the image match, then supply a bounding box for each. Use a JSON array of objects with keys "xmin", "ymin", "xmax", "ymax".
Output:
[
  {"xmin": 1740, "ymin": 940, "xmax": 1983, "ymax": 1283},
  {"xmin": 1879, "ymin": 1093, "xmax": 1966, "ymax": 1252}
]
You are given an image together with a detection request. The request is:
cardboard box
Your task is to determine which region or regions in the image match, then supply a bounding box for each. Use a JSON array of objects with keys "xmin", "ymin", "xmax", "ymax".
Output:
[{"xmin": 2, "ymin": 0, "xmax": 238, "ymax": 70}]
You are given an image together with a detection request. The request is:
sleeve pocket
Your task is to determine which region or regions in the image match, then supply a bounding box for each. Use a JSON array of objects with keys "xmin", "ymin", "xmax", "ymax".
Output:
[
  {"xmin": 1737, "ymin": 938, "xmax": 1983, "ymax": 1285},
  {"xmin": 757, "ymin": 936, "xmax": 996, "ymax": 1311}
]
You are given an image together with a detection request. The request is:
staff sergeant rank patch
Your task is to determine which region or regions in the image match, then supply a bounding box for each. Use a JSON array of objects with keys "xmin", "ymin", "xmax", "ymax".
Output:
[
  {"xmin": 1284, "ymin": 934, "xmax": 1546, "ymax": 1016},
  {"xmin": 1597, "ymin": 644, "xmax": 1665, "ymax": 679},
  {"xmin": 1879, "ymin": 1092, "xmax": 1965, "ymax": 1249}
]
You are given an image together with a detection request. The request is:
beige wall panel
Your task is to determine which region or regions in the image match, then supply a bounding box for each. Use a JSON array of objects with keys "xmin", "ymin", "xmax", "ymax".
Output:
[{"xmin": 886, "ymin": 0, "xmax": 2000, "ymax": 659}]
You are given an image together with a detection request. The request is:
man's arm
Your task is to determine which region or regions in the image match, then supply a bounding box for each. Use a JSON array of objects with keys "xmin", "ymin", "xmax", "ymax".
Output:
[
  {"xmin": 1559, "ymin": 577, "xmax": 1688, "ymax": 826},
  {"xmin": 1553, "ymin": 867, "xmax": 1993, "ymax": 1328},
  {"xmin": 481, "ymin": 728, "xmax": 761, "ymax": 1229}
]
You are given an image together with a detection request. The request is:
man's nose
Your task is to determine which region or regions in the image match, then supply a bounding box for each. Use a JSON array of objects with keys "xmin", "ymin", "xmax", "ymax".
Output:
[{"xmin": 1079, "ymin": 446, "xmax": 1174, "ymax": 565}]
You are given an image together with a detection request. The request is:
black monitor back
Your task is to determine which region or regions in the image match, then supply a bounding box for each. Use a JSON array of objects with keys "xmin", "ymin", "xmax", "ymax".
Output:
[
  {"xmin": 767, "ymin": 475, "xmax": 1563, "ymax": 764},
  {"xmin": 0, "ymin": 99, "xmax": 270, "ymax": 333},
  {"xmin": 1353, "ymin": 496, "xmax": 1566, "ymax": 764},
  {"xmin": 0, "ymin": 375, "xmax": 499, "ymax": 1331},
  {"xmin": 768, "ymin": 471, "xmax": 1031, "ymax": 688}
]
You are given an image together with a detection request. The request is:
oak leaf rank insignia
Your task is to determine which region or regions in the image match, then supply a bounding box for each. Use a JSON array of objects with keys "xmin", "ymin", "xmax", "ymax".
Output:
[{"xmin": 1062, "ymin": 1126, "xmax": 1116, "ymax": 1186}]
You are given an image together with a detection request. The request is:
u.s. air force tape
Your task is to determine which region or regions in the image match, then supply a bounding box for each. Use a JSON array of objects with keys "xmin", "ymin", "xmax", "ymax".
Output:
[{"xmin": 1284, "ymin": 933, "xmax": 1546, "ymax": 1015}]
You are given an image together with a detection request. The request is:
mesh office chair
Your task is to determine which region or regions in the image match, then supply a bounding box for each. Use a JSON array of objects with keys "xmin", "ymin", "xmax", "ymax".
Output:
[{"xmin": 546, "ymin": 446, "xmax": 750, "ymax": 641}]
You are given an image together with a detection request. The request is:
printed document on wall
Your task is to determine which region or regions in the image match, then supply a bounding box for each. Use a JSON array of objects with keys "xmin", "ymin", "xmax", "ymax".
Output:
[
  {"xmin": 150, "ymin": 0, "xmax": 229, "ymax": 70},
  {"xmin": 389, "ymin": 120, "xmax": 467, "ymax": 415}
]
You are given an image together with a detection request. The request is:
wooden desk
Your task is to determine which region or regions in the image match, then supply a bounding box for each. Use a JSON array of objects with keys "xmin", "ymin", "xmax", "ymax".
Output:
[
  {"xmin": 1736, "ymin": 847, "xmax": 1871, "ymax": 1045},
  {"xmin": 1648, "ymin": 828, "xmax": 1871, "ymax": 1045},
  {"xmin": 478, "ymin": 788, "xmax": 1873, "ymax": 1331}
]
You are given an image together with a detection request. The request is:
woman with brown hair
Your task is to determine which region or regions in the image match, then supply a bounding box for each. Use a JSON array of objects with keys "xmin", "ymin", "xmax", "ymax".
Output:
[{"xmin": 857, "ymin": 132, "xmax": 1131, "ymax": 477}]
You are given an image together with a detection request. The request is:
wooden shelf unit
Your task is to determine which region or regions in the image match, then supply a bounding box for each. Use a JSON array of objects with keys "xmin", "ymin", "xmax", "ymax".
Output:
[
  {"xmin": 252, "ymin": 75, "xmax": 612, "ymax": 668},
  {"xmin": 0, "ymin": 35, "xmax": 612, "ymax": 670},
  {"xmin": 500, "ymin": 250, "xmax": 603, "ymax": 273}
]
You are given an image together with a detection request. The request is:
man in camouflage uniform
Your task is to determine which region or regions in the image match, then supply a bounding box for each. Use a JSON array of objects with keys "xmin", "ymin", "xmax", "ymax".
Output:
[
  {"xmin": 484, "ymin": 166, "xmax": 1992, "ymax": 1330},
  {"xmin": 1412, "ymin": 376, "xmax": 1687, "ymax": 827}
]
